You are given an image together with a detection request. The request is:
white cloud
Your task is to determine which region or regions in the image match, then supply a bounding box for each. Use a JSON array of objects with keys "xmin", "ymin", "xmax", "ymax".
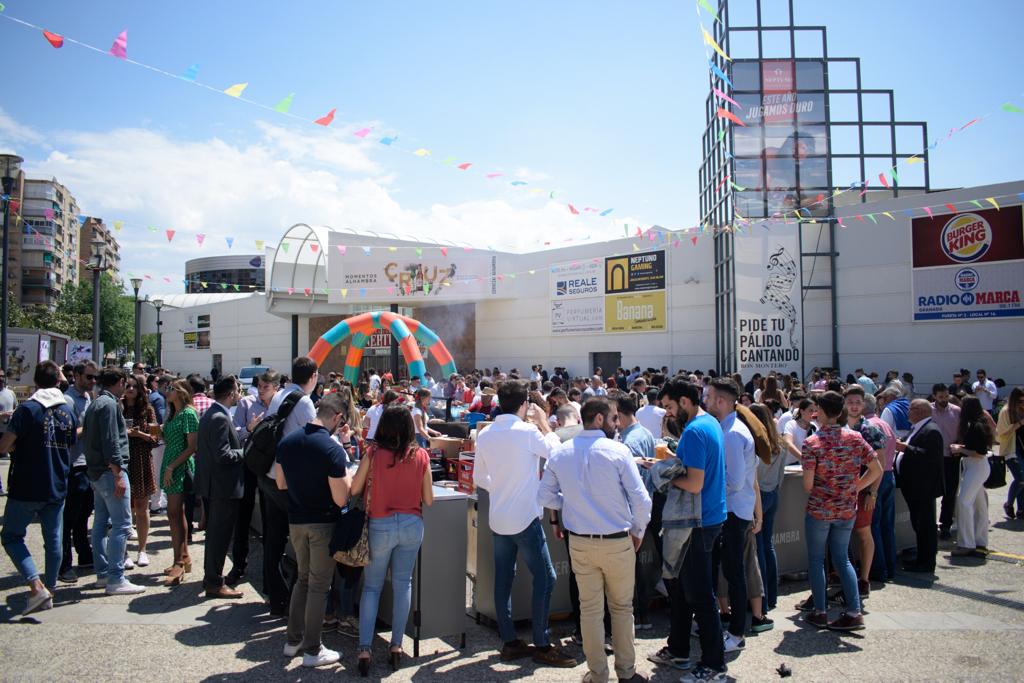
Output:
[
  {"xmin": 0, "ymin": 108, "xmax": 45, "ymax": 150},
  {"xmin": 11, "ymin": 114, "xmax": 602, "ymax": 288}
]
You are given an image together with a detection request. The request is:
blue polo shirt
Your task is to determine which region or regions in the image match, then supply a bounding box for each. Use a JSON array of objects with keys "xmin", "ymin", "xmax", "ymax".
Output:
[
  {"xmin": 677, "ymin": 412, "xmax": 727, "ymax": 526},
  {"xmin": 8, "ymin": 399, "xmax": 78, "ymax": 502},
  {"xmin": 276, "ymin": 423, "xmax": 349, "ymax": 524}
]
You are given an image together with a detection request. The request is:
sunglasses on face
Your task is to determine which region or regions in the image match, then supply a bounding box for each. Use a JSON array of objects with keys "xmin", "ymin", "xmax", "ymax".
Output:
[{"xmin": 84, "ymin": 374, "xmax": 97, "ymax": 380}]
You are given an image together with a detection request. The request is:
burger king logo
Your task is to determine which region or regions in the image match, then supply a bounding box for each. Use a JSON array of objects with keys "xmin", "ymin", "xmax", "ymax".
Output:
[{"xmin": 940, "ymin": 213, "xmax": 992, "ymax": 263}]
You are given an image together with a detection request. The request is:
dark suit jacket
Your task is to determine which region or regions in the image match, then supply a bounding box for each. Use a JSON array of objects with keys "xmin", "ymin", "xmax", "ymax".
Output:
[
  {"xmin": 896, "ymin": 420, "xmax": 945, "ymax": 500},
  {"xmin": 194, "ymin": 403, "xmax": 245, "ymax": 500}
]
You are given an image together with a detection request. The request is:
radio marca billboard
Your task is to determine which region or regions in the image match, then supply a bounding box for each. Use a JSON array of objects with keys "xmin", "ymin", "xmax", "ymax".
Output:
[{"xmin": 911, "ymin": 206, "xmax": 1024, "ymax": 321}]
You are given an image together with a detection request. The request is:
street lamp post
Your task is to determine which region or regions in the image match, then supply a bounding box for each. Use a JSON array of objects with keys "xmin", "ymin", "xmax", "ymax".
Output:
[
  {"xmin": 131, "ymin": 277, "xmax": 142, "ymax": 364},
  {"xmin": 0, "ymin": 153, "xmax": 24, "ymax": 375},
  {"xmin": 88, "ymin": 237, "xmax": 108, "ymax": 364},
  {"xmin": 152, "ymin": 298, "xmax": 163, "ymax": 367}
]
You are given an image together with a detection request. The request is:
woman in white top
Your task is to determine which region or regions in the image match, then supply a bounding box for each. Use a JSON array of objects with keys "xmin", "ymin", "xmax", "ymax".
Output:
[
  {"xmin": 782, "ymin": 398, "xmax": 816, "ymax": 463},
  {"xmin": 365, "ymin": 390, "xmax": 399, "ymax": 441},
  {"xmin": 411, "ymin": 387, "xmax": 441, "ymax": 448}
]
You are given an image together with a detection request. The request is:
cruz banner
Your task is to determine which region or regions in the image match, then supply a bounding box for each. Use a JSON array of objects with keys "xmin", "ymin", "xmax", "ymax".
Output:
[
  {"xmin": 734, "ymin": 224, "xmax": 803, "ymax": 376},
  {"xmin": 911, "ymin": 205, "xmax": 1024, "ymax": 321}
]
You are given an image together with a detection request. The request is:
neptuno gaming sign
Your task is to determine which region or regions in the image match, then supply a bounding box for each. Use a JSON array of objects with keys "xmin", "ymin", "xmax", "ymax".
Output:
[{"xmin": 911, "ymin": 206, "xmax": 1024, "ymax": 321}]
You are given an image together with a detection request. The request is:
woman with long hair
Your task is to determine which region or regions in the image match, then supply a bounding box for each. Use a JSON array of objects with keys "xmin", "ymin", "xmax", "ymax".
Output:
[
  {"xmin": 997, "ymin": 387, "xmax": 1024, "ymax": 519},
  {"xmin": 350, "ymin": 405, "xmax": 434, "ymax": 676},
  {"xmin": 750, "ymin": 402, "xmax": 786, "ymax": 613},
  {"xmin": 123, "ymin": 375, "xmax": 159, "ymax": 568},
  {"xmin": 160, "ymin": 379, "xmax": 199, "ymax": 584},
  {"xmin": 411, "ymin": 387, "xmax": 441, "ymax": 448},
  {"xmin": 760, "ymin": 376, "xmax": 790, "ymax": 410},
  {"xmin": 950, "ymin": 396, "xmax": 994, "ymax": 556}
]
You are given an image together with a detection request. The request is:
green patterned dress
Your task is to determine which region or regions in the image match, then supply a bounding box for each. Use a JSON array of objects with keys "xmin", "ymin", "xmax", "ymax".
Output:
[{"xmin": 160, "ymin": 406, "xmax": 199, "ymax": 494}]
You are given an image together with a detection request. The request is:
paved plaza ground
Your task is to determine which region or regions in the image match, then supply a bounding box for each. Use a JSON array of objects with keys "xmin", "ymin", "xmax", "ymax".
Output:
[{"xmin": 0, "ymin": 458, "xmax": 1022, "ymax": 682}]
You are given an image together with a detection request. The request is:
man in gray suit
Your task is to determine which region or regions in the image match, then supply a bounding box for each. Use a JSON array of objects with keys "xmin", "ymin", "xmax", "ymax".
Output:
[{"xmin": 195, "ymin": 376, "xmax": 245, "ymax": 598}]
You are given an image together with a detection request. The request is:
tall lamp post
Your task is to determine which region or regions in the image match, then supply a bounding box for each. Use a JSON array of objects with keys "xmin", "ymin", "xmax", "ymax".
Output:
[
  {"xmin": 130, "ymin": 277, "xmax": 143, "ymax": 364},
  {"xmin": 87, "ymin": 237, "xmax": 109, "ymax": 364},
  {"xmin": 152, "ymin": 298, "xmax": 163, "ymax": 367},
  {"xmin": 0, "ymin": 153, "xmax": 24, "ymax": 375}
]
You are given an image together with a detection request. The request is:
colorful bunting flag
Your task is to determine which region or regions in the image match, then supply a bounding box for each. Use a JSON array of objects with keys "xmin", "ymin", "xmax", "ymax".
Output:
[
  {"xmin": 568, "ymin": 204, "xmax": 580, "ymax": 215},
  {"xmin": 353, "ymin": 127, "xmax": 372, "ymax": 138},
  {"xmin": 944, "ymin": 203, "xmax": 957, "ymax": 213},
  {"xmin": 281, "ymin": 242, "xmax": 290, "ymax": 253},
  {"xmin": 713, "ymin": 87, "xmax": 739, "ymax": 108},
  {"xmin": 924, "ymin": 207, "xmax": 933, "ymax": 218},
  {"xmin": 337, "ymin": 245, "xmax": 346, "ymax": 255},
  {"xmin": 255, "ymin": 239, "xmax": 265, "ymax": 251},
  {"xmin": 1002, "ymin": 103, "xmax": 1024, "ymax": 114},
  {"xmin": 986, "ymin": 197, "xmax": 1000, "ymax": 210},
  {"xmin": 225, "ymin": 237, "xmax": 234, "ymax": 248},
  {"xmin": 165, "ymin": 229, "xmax": 175, "ymax": 242},
  {"xmin": 716, "ymin": 107, "xmax": 745, "ymax": 126},
  {"xmin": 413, "ymin": 148, "xmax": 431, "ymax": 157},
  {"xmin": 196, "ymin": 233, "xmax": 205, "ymax": 246},
  {"xmin": 878, "ymin": 173, "xmax": 890, "ymax": 189},
  {"xmin": 109, "ymin": 30, "xmax": 127, "ymax": 60},
  {"xmin": 362, "ymin": 247, "xmax": 371, "ymax": 255},
  {"xmin": 702, "ymin": 27, "xmax": 731, "ymax": 61},
  {"xmin": 599, "ymin": 208, "xmax": 614, "ymax": 216},
  {"xmin": 341, "ymin": 288, "xmax": 348, "ymax": 298},
  {"xmin": 309, "ymin": 243, "xmax": 318, "ymax": 252},
  {"xmin": 440, "ymin": 247, "xmax": 448, "ymax": 256},
  {"xmin": 697, "ymin": 0, "xmax": 720, "ymax": 22},
  {"xmin": 113, "ymin": 220, "xmax": 123, "ymax": 231},
  {"xmin": 182, "ymin": 63, "xmax": 199, "ymax": 81},
  {"xmin": 314, "ymin": 108, "xmax": 336, "ymax": 126},
  {"xmin": 42, "ymin": 29, "xmax": 63, "ymax": 48},
  {"xmin": 709, "ymin": 60, "xmax": 733, "ymax": 88},
  {"xmin": 379, "ymin": 136, "xmax": 396, "ymax": 145},
  {"xmin": 224, "ymin": 82, "xmax": 248, "ymax": 98},
  {"xmin": 485, "ymin": 172, "xmax": 504, "ymax": 178},
  {"xmin": 274, "ymin": 93, "xmax": 294, "ymax": 113},
  {"xmin": 457, "ymin": 163, "xmax": 472, "ymax": 170}
]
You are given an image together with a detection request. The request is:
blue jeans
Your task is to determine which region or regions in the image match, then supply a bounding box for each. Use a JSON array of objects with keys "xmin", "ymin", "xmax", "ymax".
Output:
[
  {"xmin": 1007, "ymin": 457, "xmax": 1024, "ymax": 513},
  {"xmin": 870, "ymin": 471, "xmax": 897, "ymax": 579},
  {"xmin": 493, "ymin": 517, "xmax": 555, "ymax": 647},
  {"xmin": 755, "ymin": 488, "xmax": 779, "ymax": 610},
  {"xmin": 359, "ymin": 513, "xmax": 424, "ymax": 651},
  {"xmin": 2, "ymin": 498, "xmax": 65, "ymax": 590},
  {"xmin": 90, "ymin": 470, "xmax": 132, "ymax": 585},
  {"xmin": 806, "ymin": 514, "xmax": 859, "ymax": 614}
]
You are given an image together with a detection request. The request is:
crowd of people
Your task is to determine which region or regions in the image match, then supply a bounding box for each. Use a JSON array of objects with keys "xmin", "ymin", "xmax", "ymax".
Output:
[{"xmin": 0, "ymin": 356, "xmax": 1021, "ymax": 682}]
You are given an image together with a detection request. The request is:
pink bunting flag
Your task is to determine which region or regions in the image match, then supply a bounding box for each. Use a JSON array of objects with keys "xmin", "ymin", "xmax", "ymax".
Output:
[
  {"xmin": 287, "ymin": 287, "xmax": 294, "ymax": 295},
  {"xmin": 878, "ymin": 173, "xmax": 890, "ymax": 189},
  {"xmin": 165, "ymin": 229, "xmax": 175, "ymax": 242},
  {"xmin": 485, "ymin": 172, "xmax": 504, "ymax": 178},
  {"xmin": 303, "ymin": 288, "xmax": 311, "ymax": 296},
  {"xmin": 673, "ymin": 239, "xmax": 680, "ymax": 248},
  {"xmin": 163, "ymin": 277, "xmax": 171, "ymax": 283},
  {"xmin": 457, "ymin": 163, "xmax": 472, "ymax": 170},
  {"xmin": 713, "ymin": 87, "xmax": 739, "ymax": 108},
  {"xmin": 315, "ymin": 108, "xmax": 336, "ymax": 126},
  {"xmin": 924, "ymin": 207, "xmax": 933, "ymax": 218},
  {"xmin": 43, "ymin": 30, "xmax": 64, "ymax": 48},
  {"xmin": 353, "ymin": 127, "xmax": 371, "ymax": 138},
  {"xmin": 310, "ymin": 244, "xmax": 319, "ymax": 252},
  {"xmin": 109, "ymin": 30, "xmax": 127, "ymax": 60},
  {"xmin": 43, "ymin": 208, "xmax": 54, "ymax": 220},
  {"xmin": 716, "ymin": 107, "xmax": 746, "ymax": 127},
  {"xmin": 691, "ymin": 236, "xmax": 698, "ymax": 246},
  {"xmin": 337, "ymin": 245, "xmax": 346, "ymax": 255},
  {"xmin": 568, "ymin": 204, "xmax": 579, "ymax": 215},
  {"xmin": 387, "ymin": 287, "xmax": 394, "ymax": 295},
  {"xmin": 196, "ymin": 233, "xmax": 206, "ymax": 246},
  {"xmin": 440, "ymin": 247, "xmax": 448, "ymax": 256}
]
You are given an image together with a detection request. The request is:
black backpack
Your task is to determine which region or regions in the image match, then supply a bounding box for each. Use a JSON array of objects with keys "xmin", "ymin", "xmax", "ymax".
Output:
[{"xmin": 243, "ymin": 391, "xmax": 301, "ymax": 476}]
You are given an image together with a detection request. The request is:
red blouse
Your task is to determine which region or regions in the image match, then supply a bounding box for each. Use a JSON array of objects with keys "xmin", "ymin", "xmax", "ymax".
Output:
[{"xmin": 366, "ymin": 446, "xmax": 430, "ymax": 519}]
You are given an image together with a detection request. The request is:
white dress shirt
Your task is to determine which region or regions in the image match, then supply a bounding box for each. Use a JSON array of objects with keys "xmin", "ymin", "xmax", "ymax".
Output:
[
  {"xmin": 972, "ymin": 379, "xmax": 997, "ymax": 411},
  {"xmin": 538, "ymin": 429, "xmax": 652, "ymax": 538},
  {"xmin": 636, "ymin": 404, "xmax": 666, "ymax": 438},
  {"xmin": 473, "ymin": 413, "xmax": 561, "ymax": 535},
  {"xmin": 365, "ymin": 403, "xmax": 385, "ymax": 440},
  {"xmin": 721, "ymin": 411, "xmax": 757, "ymax": 521}
]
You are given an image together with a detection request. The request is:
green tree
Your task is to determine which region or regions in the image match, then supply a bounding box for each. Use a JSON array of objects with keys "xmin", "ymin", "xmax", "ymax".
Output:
[
  {"xmin": 56, "ymin": 276, "xmax": 135, "ymax": 350},
  {"xmin": 141, "ymin": 333, "xmax": 158, "ymax": 366},
  {"xmin": 3, "ymin": 288, "xmax": 92, "ymax": 339}
]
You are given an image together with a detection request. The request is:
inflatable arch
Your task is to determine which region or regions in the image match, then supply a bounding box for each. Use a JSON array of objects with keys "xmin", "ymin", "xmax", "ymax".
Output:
[{"xmin": 308, "ymin": 311, "xmax": 457, "ymax": 385}]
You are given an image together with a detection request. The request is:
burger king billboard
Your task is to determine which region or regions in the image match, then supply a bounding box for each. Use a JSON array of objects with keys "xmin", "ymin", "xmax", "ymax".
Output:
[{"xmin": 911, "ymin": 205, "xmax": 1024, "ymax": 321}]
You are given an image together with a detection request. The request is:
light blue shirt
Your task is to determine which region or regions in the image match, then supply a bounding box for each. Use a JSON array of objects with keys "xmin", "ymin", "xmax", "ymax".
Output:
[
  {"xmin": 619, "ymin": 422, "xmax": 655, "ymax": 460},
  {"xmin": 856, "ymin": 375, "xmax": 878, "ymax": 395},
  {"xmin": 265, "ymin": 384, "xmax": 317, "ymax": 478},
  {"xmin": 721, "ymin": 411, "xmax": 757, "ymax": 521},
  {"xmin": 538, "ymin": 429, "xmax": 652, "ymax": 538},
  {"xmin": 64, "ymin": 386, "xmax": 91, "ymax": 468}
]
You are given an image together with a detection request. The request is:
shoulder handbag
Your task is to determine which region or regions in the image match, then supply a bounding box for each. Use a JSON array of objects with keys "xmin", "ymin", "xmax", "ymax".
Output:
[
  {"xmin": 332, "ymin": 447, "xmax": 374, "ymax": 567},
  {"xmin": 984, "ymin": 452, "xmax": 1006, "ymax": 489}
]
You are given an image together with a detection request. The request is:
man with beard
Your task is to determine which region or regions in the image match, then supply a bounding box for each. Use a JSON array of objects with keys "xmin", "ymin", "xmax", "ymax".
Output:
[
  {"xmin": 539, "ymin": 397, "xmax": 652, "ymax": 683},
  {"xmin": 652, "ymin": 379, "xmax": 728, "ymax": 682}
]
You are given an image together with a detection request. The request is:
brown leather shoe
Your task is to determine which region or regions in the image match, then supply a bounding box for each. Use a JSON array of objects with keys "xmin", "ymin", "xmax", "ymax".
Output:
[
  {"xmin": 205, "ymin": 585, "xmax": 243, "ymax": 599},
  {"xmin": 499, "ymin": 639, "xmax": 534, "ymax": 661},
  {"xmin": 532, "ymin": 645, "xmax": 577, "ymax": 668}
]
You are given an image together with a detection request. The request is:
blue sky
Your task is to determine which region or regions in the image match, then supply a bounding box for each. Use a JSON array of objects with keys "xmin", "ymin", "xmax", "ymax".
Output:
[{"xmin": 1, "ymin": 0, "xmax": 1022, "ymax": 288}]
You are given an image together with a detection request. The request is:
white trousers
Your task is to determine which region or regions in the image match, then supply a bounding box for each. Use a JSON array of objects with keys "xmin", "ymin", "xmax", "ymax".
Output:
[
  {"xmin": 149, "ymin": 443, "xmax": 167, "ymax": 510},
  {"xmin": 956, "ymin": 456, "xmax": 989, "ymax": 549}
]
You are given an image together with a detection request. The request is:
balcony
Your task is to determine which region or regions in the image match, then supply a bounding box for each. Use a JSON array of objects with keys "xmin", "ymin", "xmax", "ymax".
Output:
[{"xmin": 21, "ymin": 238, "xmax": 54, "ymax": 252}]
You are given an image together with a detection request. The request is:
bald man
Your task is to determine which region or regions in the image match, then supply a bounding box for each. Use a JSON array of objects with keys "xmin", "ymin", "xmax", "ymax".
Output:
[{"xmin": 893, "ymin": 399, "xmax": 945, "ymax": 572}]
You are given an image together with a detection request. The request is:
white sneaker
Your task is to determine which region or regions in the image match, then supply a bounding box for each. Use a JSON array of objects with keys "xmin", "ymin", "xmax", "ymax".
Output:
[
  {"xmin": 136, "ymin": 552, "xmax": 150, "ymax": 567},
  {"xmin": 22, "ymin": 588, "xmax": 53, "ymax": 616},
  {"xmin": 93, "ymin": 576, "xmax": 109, "ymax": 589},
  {"xmin": 283, "ymin": 642, "xmax": 301, "ymax": 658},
  {"xmin": 722, "ymin": 632, "xmax": 745, "ymax": 653},
  {"xmin": 129, "ymin": 527, "xmax": 139, "ymax": 540},
  {"xmin": 105, "ymin": 579, "xmax": 146, "ymax": 595},
  {"xmin": 302, "ymin": 645, "xmax": 340, "ymax": 667},
  {"xmin": 124, "ymin": 556, "xmax": 135, "ymax": 570}
]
